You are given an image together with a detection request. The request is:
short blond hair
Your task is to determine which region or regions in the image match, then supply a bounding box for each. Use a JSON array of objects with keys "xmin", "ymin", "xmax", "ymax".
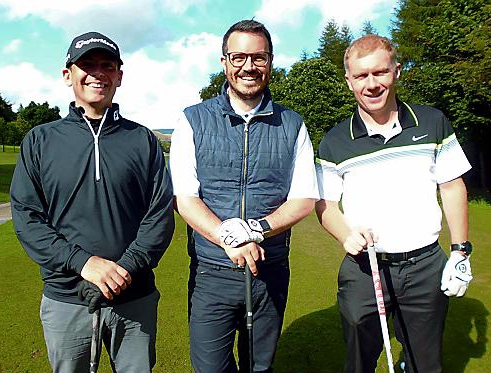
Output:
[{"xmin": 344, "ymin": 34, "xmax": 397, "ymax": 72}]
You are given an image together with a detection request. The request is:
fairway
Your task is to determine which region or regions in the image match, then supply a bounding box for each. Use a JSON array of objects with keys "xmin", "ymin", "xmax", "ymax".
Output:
[
  {"xmin": 0, "ymin": 203, "xmax": 490, "ymax": 372},
  {"xmin": 0, "ymin": 146, "xmax": 18, "ymax": 203}
]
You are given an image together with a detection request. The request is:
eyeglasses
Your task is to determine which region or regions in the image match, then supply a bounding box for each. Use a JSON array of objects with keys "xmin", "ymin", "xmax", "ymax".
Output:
[{"xmin": 225, "ymin": 52, "xmax": 272, "ymax": 68}]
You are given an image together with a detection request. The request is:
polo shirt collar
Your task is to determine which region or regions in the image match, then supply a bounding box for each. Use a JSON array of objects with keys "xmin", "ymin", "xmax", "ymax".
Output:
[{"xmin": 350, "ymin": 98, "xmax": 419, "ymax": 140}]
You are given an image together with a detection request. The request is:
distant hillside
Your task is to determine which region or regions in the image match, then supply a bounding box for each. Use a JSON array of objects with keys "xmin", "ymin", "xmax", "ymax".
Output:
[{"xmin": 153, "ymin": 129, "xmax": 173, "ymax": 142}]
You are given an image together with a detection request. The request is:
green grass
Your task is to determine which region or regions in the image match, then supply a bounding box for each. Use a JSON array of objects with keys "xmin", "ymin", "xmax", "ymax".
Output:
[
  {"xmin": 0, "ymin": 146, "xmax": 19, "ymax": 203},
  {"xmin": 1, "ymin": 203, "xmax": 490, "ymax": 372}
]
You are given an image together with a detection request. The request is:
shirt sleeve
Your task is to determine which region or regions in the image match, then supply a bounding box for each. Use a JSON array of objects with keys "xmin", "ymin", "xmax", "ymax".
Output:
[
  {"xmin": 117, "ymin": 132, "xmax": 175, "ymax": 273},
  {"xmin": 10, "ymin": 131, "xmax": 93, "ymax": 274},
  {"xmin": 287, "ymin": 122, "xmax": 320, "ymax": 200},
  {"xmin": 169, "ymin": 112, "xmax": 200, "ymax": 196},
  {"xmin": 315, "ymin": 134, "xmax": 343, "ymax": 201},
  {"xmin": 435, "ymin": 116, "xmax": 471, "ymax": 184}
]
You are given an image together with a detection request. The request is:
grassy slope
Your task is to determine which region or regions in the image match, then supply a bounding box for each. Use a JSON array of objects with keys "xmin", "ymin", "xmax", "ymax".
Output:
[{"xmin": 1, "ymin": 203, "xmax": 490, "ymax": 372}]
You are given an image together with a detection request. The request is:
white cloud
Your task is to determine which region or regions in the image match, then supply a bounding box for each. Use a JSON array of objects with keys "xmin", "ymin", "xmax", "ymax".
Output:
[
  {"xmin": 0, "ymin": 62, "xmax": 66, "ymax": 112},
  {"xmin": 255, "ymin": 0, "xmax": 397, "ymax": 31},
  {"xmin": 0, "ymin": 0, "xmax": 192, "ymax": 52},
  {"xmin": 2, "ymin": 39, "xmax": 21, "ymax": 53},
  {"xmin": 273, "ymin": 53, "xmax": 298, "ymax": 70},
  {"xmin": 118, "ymin": 32, "xmax": 222, "ymax": 129},
  {"xmin": 0, "ymin": 31, "xmax": 222, "ymax": 130}
]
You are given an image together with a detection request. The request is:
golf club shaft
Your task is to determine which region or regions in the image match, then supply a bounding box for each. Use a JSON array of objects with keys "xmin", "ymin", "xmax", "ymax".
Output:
[
  {"xmin": 245, "ymin": 264, "xmax": 254, "ymax": 373},
  {"xmin": 367, "ymin": 245, "xmax": 395, "ymax": 373},
  {"xmin": 90, "ymin": 309, "xmax": 101, "ymax": 373}
]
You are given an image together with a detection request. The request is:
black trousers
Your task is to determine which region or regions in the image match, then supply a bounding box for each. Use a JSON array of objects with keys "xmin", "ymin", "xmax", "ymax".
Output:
[{"xmin": 337, "ymin": 244, "xmax": 449, "ymax": 373}]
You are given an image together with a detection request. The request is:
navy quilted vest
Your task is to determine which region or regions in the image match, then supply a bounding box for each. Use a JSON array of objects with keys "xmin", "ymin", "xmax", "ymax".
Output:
[{"xmin": 184, "ymin": 86, "xmax": 302, "ymax": 266}]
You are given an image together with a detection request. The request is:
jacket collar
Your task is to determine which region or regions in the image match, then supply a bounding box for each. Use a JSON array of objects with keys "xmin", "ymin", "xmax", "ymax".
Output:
[
  {"xmin": 350, "ymin": 98, "xmax": 418, "ymax": 140},
  {"xmin": 218, "ymin": 82, "xmax": 274, "ymax": 118},
  {"xmin": 67, "ymin": 102, "xmax": 122, "ymax": 131}
]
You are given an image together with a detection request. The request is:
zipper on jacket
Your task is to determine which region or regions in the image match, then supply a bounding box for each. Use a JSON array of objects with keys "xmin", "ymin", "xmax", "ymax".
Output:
[
  {"xmin": 83, "ymin": 109, "xmax": 108, "ymax": 182},
  {"xmin": 241, "ymin": 122, "xmax": 249, "ymax": 220}
]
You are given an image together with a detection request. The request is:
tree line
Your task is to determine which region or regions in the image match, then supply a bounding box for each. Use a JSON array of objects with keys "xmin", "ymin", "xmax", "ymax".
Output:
[
  {"xmin": 200, "ymin": 0, "xmax": 490, "ymax": 189},
  {"xmin": 0, "ymin": 97, "xmax": 61, "ymax": 152}
]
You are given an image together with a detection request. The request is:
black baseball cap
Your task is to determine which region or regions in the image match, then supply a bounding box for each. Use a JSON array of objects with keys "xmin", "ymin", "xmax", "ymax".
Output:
[{"xmin": 65, "ymin": 31, "xmax": 123, "ymax": 68}]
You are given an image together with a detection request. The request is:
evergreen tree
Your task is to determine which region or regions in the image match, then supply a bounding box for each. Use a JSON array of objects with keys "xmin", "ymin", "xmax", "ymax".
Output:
[
  {"xmin": 392, "ymin": 0, "xmax": 491, "ymax": 187},
  {"xmin": 361, "ymin": 20, "xmax": 377, "ymax": 35}
]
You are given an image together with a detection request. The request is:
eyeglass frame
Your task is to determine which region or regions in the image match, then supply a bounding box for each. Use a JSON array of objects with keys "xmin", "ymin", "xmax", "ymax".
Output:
[{"xmin": 224, "ymin": 51, "xmax": 273, "ymax": 68}]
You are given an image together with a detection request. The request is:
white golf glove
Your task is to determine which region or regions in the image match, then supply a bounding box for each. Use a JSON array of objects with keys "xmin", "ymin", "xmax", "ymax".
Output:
[
  {"xmin": 440, "ymin": 251, "xmax": 473, "ymax": 297},
  {"xmin": 218, "ymin": 218, "xmax": 264, "ymax": 248}
]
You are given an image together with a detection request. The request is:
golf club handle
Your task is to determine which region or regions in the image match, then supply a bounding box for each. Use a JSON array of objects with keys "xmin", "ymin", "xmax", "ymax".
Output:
[
  {"xmin": 367, "ymin": 246, "xmax": 395, "ymax": 373},
  {"xmin": 245, "ymin": 265, "xmax": 253, "ymax": 330},
  {"xmin": 245, "ymin": 265, "xmax": 254, "ymax": 373},
  {"xmin": 90, "ymin": 309, "xmax": 101, "ymax": 373}
]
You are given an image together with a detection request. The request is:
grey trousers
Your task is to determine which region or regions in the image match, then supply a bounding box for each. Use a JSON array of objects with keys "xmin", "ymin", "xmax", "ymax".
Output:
[
  {"xmin": 40, "ymin": 290, "xmax": 160, "ymax": 373},
  {"xmin": 338, "ymin": 245, "xmax": 449, "ymax": 373}
]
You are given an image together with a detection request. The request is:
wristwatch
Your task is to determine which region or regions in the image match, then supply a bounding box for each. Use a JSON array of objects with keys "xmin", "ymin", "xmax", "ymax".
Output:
[
  {"xmin": 450, "ymin": 241, "xmax": 473, "ymax": 256},
  {"xmin": 258, "ymin": 218, "xmax": 272, "ymax": 234}
]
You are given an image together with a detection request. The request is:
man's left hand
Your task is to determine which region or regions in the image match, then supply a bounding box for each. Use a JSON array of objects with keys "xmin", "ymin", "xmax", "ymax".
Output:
[
  {"xmin": 441, "ymin": 252, "xmax": 473, "ymax": 297},
  {"xmin": 78, "ymin": 280, "xmax": 106, "ymax": 314}
]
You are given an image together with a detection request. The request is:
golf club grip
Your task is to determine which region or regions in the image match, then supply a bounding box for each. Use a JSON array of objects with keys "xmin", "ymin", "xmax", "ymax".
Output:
[
  {"xmin": 90, "ymin": 309, "xmax": 101, "ymax": 373},
  {"xmin": 367, "ymin": 246, "xmax": 395, "ymax": 373},
  {"xmin": 245, "ymin": 264, "xmax": 254, "ymax": 373},
  {"xmin": 245, "ymin": 265, "xmax": 253, "ymax": 329}
]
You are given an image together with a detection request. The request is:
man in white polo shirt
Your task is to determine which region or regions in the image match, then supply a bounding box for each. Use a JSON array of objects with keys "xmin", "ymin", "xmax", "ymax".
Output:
[{"xmin": 315, "ymin": 34, "xmax": 472, "ymax": 372}]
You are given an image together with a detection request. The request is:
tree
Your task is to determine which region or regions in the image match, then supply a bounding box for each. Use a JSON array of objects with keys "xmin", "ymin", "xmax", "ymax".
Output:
[
  {"xmin": 9, "ymin": 120, "xmax": 25, "ymax": 152},
  {"xmin": 17, "ymin": 101, "xmax": 61, "ymax": 131},
  {"xmin": 361, "ymin": 20, "xmax": 377, "ymax": 35},
  {"xmin": 300, "ymin": 49, "xmax": 310, "ymax": 62},
  {"xmin": 0, "ymin": 94, "xmax": 15, "ymax": 122},
  {"xmin": 0, "ymin": 118, "xmax": 10, "ymax": 152},
  {"xmin": 392, "ymin": 0, "xmax": 491, "ymax": 188},
  {"xmin": 8, "ymin": 118, "xmax": 31, "ymax": 150},
  {"xmin": 317, "ymin": 20, "xmax": 353, "ymax": 73},
  {"xmin": 270, "ymin": 58, "xmax": 355, "ymax": 149},
  {"xmin": 199, "ymin": 72, "xmax": 226, "ymax": 101}
]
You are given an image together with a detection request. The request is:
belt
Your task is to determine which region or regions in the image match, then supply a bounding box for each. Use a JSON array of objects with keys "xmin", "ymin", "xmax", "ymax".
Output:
[{"xmin": 377, "ymin": 241, "xmax": 438, "ymax": 263}]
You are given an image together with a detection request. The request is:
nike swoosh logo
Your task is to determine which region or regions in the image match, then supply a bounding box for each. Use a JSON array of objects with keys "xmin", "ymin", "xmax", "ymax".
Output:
[{"xmin": 412, "ymin": 134, "xmax": 428, "ymax": 141}]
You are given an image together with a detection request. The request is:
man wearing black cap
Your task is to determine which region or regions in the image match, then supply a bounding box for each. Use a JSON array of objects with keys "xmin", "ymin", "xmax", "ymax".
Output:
[{"xmin": 10, "ymin": 31, "xmax": 175, "ymax": 372}]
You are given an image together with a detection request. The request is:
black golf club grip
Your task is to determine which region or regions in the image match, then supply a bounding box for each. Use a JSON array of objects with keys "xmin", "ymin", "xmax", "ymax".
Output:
[{"xmin": 245, "ymin": 265, "xmax": 254, "ymax": 373}]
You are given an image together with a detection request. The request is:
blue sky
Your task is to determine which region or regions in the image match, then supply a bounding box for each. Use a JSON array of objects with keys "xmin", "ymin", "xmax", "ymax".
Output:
[{"xmin": 0, "ymin": 0, "xmax": 398, "ymax": 129}]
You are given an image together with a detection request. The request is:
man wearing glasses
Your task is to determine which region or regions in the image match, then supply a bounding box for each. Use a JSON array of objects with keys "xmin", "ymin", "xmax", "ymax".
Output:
[{"xmin": 170, "ymin": 20, "xmax": 318, "ymax": 373}]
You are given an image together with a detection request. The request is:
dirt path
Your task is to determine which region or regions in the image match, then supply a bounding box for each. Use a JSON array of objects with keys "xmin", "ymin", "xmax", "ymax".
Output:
[{"xmin": 0, "ymin": 202, "xmax": 11, "ymax": 225}]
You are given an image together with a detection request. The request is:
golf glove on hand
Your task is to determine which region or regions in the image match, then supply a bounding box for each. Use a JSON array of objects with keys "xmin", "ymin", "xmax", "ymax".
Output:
[
  {"xmin": 440, "ymin": 252, "xmax": 473, "ymax": 297},
  {"xmin": 78, "ymin": 280, "xmax": 105, "ymax": 314},
  {"xmin": 219, "ymin": 218, "xmax": 264, "ymax": 247}
]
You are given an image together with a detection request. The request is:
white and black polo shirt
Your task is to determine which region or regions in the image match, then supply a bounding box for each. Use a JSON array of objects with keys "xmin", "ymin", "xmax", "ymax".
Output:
[{"xmin": 316, "ymin": 101, "xmax": 471, "ymax": 253}]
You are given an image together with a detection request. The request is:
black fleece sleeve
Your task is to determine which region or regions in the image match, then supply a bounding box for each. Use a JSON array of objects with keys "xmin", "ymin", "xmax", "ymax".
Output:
[
  {"xmin": 10, "ymin": 131, "xmax": 92, "ymax": 274},
  {"xmin": 116, "ymin": 134, "xmax": 175, "ymax": 274}
]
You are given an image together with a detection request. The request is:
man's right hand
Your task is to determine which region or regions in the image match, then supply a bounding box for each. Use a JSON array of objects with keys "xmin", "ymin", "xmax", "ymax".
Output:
[
  {"xmin": 223, "ymin": 242, "xmax": 266, "ymax": 276},
  {"xmin": 343, "ymin": 228, "xmax": 377, "ymax": 255},
  {"xmin": 80, "ymin": 256, "xmax": 132, "ymax": 300}
]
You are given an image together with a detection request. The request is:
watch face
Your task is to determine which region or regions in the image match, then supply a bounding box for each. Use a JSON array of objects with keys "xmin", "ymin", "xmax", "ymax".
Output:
[
  {"xmin": 259, "ymin": 219, "xmax": 271, "ymax": 233},
  {"xmin": 452, "ymin": 241, "xmax": 472, "ymax": 255}
]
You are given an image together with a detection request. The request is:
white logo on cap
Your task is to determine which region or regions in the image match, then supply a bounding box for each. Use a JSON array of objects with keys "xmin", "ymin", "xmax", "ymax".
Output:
[{"xmin": 75, "ymin": 38, "xmax": 117, "ymax": 51}]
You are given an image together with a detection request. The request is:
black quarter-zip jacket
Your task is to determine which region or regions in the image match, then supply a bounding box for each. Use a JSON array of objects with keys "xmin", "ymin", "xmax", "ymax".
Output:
[{"xmin": 10, "ymin": 103, "xmax": 175, "ymax": 305}]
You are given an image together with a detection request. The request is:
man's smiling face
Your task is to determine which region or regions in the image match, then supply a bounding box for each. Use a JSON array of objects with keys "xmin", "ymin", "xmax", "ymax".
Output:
[
  {"xmin": 344, "ymin": 48, "xmax": 401, "ymax": 119},
  {"xmin": 63, "ymin": 49, "xmax": 122, "ymax": 114}
]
